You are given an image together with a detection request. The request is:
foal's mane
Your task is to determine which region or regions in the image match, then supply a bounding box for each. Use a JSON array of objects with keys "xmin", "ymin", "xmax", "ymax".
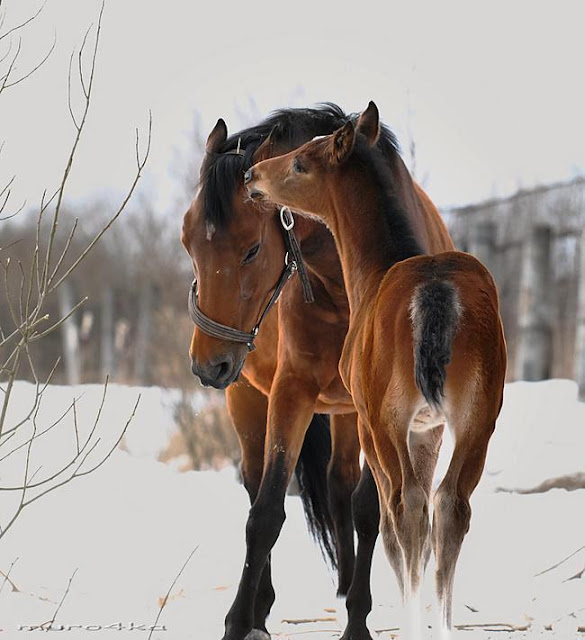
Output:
[
  {"xmin": 199, "ymin": 102, "xmax": 400, "ymax": 231},
  {"xmin": 348, "ymin": 133, "xmax": 424, "ymax": 263}
]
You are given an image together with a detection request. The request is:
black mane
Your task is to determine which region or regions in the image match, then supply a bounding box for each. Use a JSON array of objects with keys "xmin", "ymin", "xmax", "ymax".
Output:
[
  {"xmin": 349, "ymin": 133, "xmax": 423, "ymax": 263},
  {"xmin": 199, "ymin": 102, "xmax": 400, "ymax": 230}
]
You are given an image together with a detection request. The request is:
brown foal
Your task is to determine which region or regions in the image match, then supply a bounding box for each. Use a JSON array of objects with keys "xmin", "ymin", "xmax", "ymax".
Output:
[{"xmin": 245, "ymin": 101, "xmax": 507, "ymax": 632}]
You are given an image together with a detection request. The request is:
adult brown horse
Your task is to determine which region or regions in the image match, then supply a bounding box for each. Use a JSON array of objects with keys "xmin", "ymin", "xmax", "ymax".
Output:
[
  {"xmin": 181, "ymin": 104, "xmax": 454, "ymax": 640},
  {"xmin": 246, "ymin": 101, "xmax": 507, "ymax": 634}
]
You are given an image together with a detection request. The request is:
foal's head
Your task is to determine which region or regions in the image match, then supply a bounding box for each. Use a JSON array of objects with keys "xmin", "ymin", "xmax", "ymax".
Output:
[{"xmin": 245, "ymin": 101, "xmax": 382, "ymax": 225}]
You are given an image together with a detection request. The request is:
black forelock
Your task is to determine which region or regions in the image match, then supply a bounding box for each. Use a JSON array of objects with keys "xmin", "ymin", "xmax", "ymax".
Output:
[{"xmin": 199, "ymin": 102, "xmax": 401, "ymax": 231}]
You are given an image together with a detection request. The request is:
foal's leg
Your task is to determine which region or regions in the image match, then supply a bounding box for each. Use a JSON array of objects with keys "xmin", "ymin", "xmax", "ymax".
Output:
[
  {"xmin": 432, "ymin": 413, "xmax": 495, "ymax": 629},
  {"xmin": 376, "ymin": 408, "xmax": 430, "ymax": 596},
  {"xmin": 225, "ymin": 382, "xmax": 274, "ymax": 635},
  {"xmin": 359, "ymin": 423, "xmax": 404, "ymax": 596},
  {"xmin": 409, "ymin": 425, "xmax": 444, "ymax": 570},
  {"xmin": 328, "ymin": 413, "xmax": 361, "ymax": 595},
  {"xmin": 222, "ymin": 376, "xmax": 319, "ymax": 640}
]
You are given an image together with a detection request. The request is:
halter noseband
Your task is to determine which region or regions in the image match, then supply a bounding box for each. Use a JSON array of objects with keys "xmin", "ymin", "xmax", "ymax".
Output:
[{"xmin": 188, "ymin": 206, "xmax": 314, "ymax": 352}]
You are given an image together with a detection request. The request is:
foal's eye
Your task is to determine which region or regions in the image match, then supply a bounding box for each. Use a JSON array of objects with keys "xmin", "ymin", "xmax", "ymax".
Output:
[
  {"xmin": 243, "ymin": 243, "xmax": 261, "ymax": 264},
  {"xmin": 293, "ymin": 157, "xmax": 306, "ymax": 174}
]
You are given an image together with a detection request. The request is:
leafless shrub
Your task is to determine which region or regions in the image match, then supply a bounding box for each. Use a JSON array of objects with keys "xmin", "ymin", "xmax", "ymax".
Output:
[{"xmin": 0, "ymin": 1, "xmax": 149, "ymax": 540}]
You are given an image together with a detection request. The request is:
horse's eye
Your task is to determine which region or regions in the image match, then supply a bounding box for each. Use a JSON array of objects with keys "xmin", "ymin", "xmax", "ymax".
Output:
[
  {"xmin": 293, "ymin": 157, "xmax": 306, "ymax": 174},
  {"xmin": 243, "ymin": 243, "xmax": 261, "ymax": 264}
]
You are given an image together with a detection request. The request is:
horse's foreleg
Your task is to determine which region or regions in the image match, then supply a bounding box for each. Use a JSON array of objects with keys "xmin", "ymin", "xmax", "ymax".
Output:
[
  {"xmin": 222, "ymin": 377, "xmax": 319, "ymax": 640},
  {"xmin": 328, "ymin": 412, "xmax": 361, "ymax": 595},
  {"xmin": 225, "ymin": 382, "xmax": 274, "ymax": 635},
  {"xmin": 340, "ymin": 463, "xmax": 379, "ymax": 640}
]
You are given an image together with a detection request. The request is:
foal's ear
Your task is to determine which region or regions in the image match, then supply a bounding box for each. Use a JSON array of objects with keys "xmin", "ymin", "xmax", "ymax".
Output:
[
  {"xmin": 330, "ymin": 120, "xmax": 356, "ymax": 164},
  {"xmin": 253, "ymin": 127, "xmax": 276, "ymax": 163},
  {"xmin": 357, "ymin": 101, "xmax": 380, "ymax": 145},
  {"xmin": 205, "ymin": 118, "xmax": 228, "ymax": 154}
]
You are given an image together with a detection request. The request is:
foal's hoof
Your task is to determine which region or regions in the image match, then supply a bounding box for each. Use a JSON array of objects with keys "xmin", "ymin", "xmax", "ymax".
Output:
[{"xmin": 245, "ymin": 630, "xmax": 270, "ymax": 640}]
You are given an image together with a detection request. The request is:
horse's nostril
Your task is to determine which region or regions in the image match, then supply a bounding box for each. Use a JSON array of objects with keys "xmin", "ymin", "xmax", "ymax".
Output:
[
  {"xmin": 243, "ymin": 168, "xmax": 253, "ymax": 184},
  {"xmin": 217, "ymin": 360, "xmax": 230, "ymax": 380}
]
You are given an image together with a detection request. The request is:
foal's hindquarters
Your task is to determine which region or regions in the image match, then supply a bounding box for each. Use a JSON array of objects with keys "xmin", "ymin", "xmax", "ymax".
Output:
[{"xmin": 344, "ymin": 251, "xmax": 507, "ymax": 631}]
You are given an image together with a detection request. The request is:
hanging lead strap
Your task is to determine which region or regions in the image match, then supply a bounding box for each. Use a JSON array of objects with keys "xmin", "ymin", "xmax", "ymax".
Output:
[{"xmin": 279, "ymin": 207, "xmax": 315, "ymax": 304}]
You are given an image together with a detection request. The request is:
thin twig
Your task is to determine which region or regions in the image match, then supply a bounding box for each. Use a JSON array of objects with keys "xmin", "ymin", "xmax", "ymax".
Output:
[
  {"xmin": 49, "ymin": 110, "xmax": 152, "ymax": 293},
  {"xmin": 0, "ymin": 2, "xmax": 46, "ymax": 42},
  {"xmin": 0, "ymin": 558, "xmax": 19, "ymax": 595},
  {"xmin": 30, "ymin": 296, "xmax": 88, "ymax": 341},
  {"xmin": 42, "ymin": 569, "xmax": 78, "ymax": 631},
  {"xmin": 2, "ymin": 31, "xmax": 56, "ymax": 90},
  {"xmin": 147, "ymin": 544, "xmax": 199, "ymax": 640},
  {"xmin": 535, "ymin": 545, "xmax": 585, "ymax": 577}
]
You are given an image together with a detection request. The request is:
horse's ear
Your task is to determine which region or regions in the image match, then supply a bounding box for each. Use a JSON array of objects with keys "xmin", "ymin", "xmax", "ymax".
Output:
[
  {"xmin": 357, "ymin": 101, "xmax": 380, "ymax": 145},
  {"xmin": 253, "ymin": 128, "xmax": 276, "ymax": 163},
  {"xmin": 329, "ymin": 120, "xmax": 356, "ymax": 164},
  {"xmin": 205, "ymin": 118, "xmax": 228, "ymax": 154}
]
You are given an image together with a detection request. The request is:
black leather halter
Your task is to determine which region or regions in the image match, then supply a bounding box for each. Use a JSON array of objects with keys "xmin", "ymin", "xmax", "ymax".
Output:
[{"xmin": 188, "ymin": 207, "xmax": 314, "ymax": 351}]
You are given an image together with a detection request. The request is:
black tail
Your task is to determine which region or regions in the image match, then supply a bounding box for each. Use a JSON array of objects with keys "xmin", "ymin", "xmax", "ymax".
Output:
[
  {"xmin": 411, "ymin": 280, "xmax": 462, "ymax": 410},
  {"xmin": 294, "ymin": 413, "xmax": 337, "ymax": 570}
]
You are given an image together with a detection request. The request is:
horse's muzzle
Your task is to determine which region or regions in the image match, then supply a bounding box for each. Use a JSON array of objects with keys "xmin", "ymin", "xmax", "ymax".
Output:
[{"xmin": 191, "ymin": 352, "xmax": 243, "ymax": 389}]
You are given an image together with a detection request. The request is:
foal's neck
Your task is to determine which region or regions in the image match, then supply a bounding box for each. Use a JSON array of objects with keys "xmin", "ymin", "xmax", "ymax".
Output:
[{"xmin": 326, "ymin": 159, "xmax": 422, "ymax": 313}]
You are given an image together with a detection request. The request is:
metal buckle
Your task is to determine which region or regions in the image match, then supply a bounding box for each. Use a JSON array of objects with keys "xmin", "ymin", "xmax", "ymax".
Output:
[{"xmin": 280, "ymin": 206, "xmax": 294, "ymax": 231}]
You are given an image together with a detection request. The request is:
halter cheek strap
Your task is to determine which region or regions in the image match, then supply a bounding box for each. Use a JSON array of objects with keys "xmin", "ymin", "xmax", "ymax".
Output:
[{"xmin": 188, "ymin": 207, "xmax": 313, "ymax": 351}]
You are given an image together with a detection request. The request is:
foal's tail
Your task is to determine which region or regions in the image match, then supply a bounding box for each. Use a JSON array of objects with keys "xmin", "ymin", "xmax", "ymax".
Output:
[
  {"xmin": 295, "ymin": 414, "xmax": 338, "ymax": 570},
  {"xmin": 410, "ymin": 280, "xmax": 462, "ymax": 411}
]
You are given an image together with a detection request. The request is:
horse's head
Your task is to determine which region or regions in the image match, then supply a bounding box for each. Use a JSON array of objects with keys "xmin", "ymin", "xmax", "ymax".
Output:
[
  {"xmin": 182, "ymin": 119, "xmax": 286, "ymax": 388},
  {"xmin": 245, "ymin": 101, "xmax": 381, "ymax": 225}
]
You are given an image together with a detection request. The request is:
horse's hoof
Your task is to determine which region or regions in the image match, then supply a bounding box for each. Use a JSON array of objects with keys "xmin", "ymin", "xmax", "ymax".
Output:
[
  {"xmin": 245, "ymin": 630, "xmax": 270, "ymax": 640},
  {"xmin": 340, "ymin": 627, "xmax": 373, "ymax": 640}
]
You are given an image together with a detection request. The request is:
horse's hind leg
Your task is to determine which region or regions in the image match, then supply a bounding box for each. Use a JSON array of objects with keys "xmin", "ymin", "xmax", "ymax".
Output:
[
  {"xmin": 225, "ymin": 382, "xmax": 273, "ymax": 636},
  {"xmin": 432, "ymin": 412, "xmax": 495, "ymax": 629},
  {"xmin": 328, "ymin": 413, "xmax": 361, "ymax": 595}
]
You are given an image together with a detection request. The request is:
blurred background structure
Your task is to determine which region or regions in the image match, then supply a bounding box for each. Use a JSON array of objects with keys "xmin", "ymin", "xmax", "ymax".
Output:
[{"xmin": 444, "ymin": 177, "xmax": 585, "ymax": 398}]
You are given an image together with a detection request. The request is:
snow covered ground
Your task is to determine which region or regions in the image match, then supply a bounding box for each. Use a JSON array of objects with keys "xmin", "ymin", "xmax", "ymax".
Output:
[{"xmin": 1, "ymin": 379, "xmax": 584, "ymax": 639}]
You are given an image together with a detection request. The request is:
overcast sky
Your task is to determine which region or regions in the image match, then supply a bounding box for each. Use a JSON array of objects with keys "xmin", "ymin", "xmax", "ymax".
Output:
[{"xmin": 1, "ymin": 0, "xmax": 585, "ymax": 219}]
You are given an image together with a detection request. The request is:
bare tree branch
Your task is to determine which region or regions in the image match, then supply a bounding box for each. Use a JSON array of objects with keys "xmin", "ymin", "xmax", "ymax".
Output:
[
  {"xmin": 2, "ymin": 31, "xmax": 55, "ymax": 90},
  {"xmin": 0, "ymin": 1, "xmax": 45, "ymax": 43}
]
